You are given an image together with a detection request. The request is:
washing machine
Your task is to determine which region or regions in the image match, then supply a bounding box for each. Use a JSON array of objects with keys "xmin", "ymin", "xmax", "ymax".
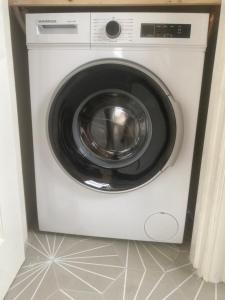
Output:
[{"xmin": 26, "ymin": 12, "xmax": 208, "ymax": 243}]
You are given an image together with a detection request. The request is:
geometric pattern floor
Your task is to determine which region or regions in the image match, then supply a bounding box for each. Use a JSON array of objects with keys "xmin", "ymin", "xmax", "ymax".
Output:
[{"xmin": 5, "ymin": 230, "xmax": 225, "ymax": 300}]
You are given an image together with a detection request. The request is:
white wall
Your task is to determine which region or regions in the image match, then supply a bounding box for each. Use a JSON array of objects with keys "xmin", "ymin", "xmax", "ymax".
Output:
[{"xmin": 0, "ymin": 2, "xmax": 27, "ymax": 243}]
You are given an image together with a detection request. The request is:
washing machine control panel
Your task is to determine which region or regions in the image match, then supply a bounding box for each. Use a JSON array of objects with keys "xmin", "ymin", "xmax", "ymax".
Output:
[
  {"xmin": 91, "ymin": 13, "xmax": 208, "ymax": 47},
  {"xmin": 26, "ymin": 13, "xmax": 209, "ymax": 48}
]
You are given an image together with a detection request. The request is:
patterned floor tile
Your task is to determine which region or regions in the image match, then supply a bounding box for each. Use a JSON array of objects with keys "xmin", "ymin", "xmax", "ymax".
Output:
[
  {"xmin": 179, "ymin": 273, "xmax": 203, "ymax": 300},
  {"xmin": 46, "ymin": 289, "xmax": 77, "ymax": 299},
  {"xmin": 197, "ymin": 282, "xmax": 215, "ymax": 300},
  {"xmin": 63, "ymin": 289, "xmax": 104, "ymax": 299},
  {"xmin": 4, "ymin": 229, "xmax": 225, "ymax": 300}
]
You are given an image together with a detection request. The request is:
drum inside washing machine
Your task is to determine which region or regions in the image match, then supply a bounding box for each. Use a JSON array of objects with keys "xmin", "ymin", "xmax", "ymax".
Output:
[{"xmin": 48, "ymin": 60, "xmax": 177, "ymax": 192}]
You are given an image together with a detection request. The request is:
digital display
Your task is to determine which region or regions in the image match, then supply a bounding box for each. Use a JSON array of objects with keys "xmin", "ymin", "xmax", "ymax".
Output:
[{"xmin": 141, "ymin": 23, "xmax": 191, "ymax": 38}]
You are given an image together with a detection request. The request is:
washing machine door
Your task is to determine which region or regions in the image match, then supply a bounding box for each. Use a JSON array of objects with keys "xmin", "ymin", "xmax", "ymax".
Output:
[{"xmin": 48, "ymin": 59, "xmax": 182, "ymax": 192}]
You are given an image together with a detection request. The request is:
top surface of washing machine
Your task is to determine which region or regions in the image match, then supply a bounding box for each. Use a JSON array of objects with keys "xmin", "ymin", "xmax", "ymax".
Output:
[{"xmin": 26, "ymin": 12, "xmax": 208, "ymax": 242}]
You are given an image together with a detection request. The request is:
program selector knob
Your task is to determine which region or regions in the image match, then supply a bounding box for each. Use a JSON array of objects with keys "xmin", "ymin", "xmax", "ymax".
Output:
[{"xmin": 105, "ymin": 20, "xmax": 121, "ymax": 39}]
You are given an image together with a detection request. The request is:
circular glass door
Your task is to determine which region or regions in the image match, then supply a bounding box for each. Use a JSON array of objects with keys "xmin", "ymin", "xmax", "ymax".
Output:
[
  {"xmin": 48, "ymin": 59, "xmax": 178, "ymax": 192},
  {"xmin": 72, "ymin": 89, "xmax": 152, "ymax": 168}
]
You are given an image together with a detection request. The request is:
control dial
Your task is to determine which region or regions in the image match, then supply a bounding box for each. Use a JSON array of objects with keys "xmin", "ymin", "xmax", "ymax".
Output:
[{"xmin": 106, "ymin": 20, "xmax": 121, "ymax": 39}]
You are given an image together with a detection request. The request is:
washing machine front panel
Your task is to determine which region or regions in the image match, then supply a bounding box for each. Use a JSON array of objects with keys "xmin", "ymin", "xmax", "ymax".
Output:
[
  {"xmin": 48, "ymin": 60, "xmax": 177, "ymax": 192},
  {"xmin": 26, "ymin": 12, "xmax": 209, "ymax": 242}
]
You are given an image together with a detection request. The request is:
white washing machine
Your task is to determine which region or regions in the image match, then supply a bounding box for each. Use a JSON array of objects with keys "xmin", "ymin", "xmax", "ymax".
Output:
[{"xmin": 26, "ymin": 12, "xmax": 208, "ymax": 243}]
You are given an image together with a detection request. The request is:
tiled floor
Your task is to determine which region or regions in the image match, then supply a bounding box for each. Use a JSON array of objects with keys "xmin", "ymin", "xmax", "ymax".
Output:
[{"xmin": 5, "ymin": 230, "xmax": 225, "ymax": 300}]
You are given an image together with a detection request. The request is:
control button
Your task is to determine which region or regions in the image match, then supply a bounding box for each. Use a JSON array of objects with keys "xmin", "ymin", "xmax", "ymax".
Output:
[{"xmin": 106, "ymin": 20, "xmax": 121, "ymax": 39}]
